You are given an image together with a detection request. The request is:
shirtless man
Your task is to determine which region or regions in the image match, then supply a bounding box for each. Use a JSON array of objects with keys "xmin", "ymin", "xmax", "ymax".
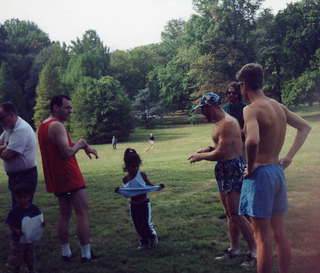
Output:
[
  {"xmin": 237, "ymin": 63, "xmax": 311, "ymax": 273},
  {"xmin": 188, "ymin": 93, "xmax": 256, "ymax": 267},
  {"xmin": 38, "ymin": 95, "xmax": 98, "ymax": 262}
]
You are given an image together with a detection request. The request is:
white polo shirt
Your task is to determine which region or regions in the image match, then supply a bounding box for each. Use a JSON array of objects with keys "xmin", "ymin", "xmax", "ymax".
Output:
[{"xmin": 0, "ymin": 117, "xmax": 36, "ymax": 173}]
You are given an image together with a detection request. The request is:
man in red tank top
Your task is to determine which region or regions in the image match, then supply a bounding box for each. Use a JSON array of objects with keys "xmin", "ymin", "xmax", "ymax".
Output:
[{"xmin": 38, "ymin": 95, "xmax": 98, "ymax": 262}]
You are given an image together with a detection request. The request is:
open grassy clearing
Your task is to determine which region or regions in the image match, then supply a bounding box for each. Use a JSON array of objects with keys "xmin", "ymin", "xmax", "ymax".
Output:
[{"xmin": 0, "ymin": 114, "xmax": 319, "ymax": 273}]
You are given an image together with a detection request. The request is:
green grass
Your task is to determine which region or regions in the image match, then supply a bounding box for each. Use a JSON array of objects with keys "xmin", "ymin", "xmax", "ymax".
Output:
[{"xmin": 0, "ymin": 114, "xmax": 319, "ymax": 273}]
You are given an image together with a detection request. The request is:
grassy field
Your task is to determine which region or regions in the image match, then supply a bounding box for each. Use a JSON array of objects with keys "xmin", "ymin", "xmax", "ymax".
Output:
[{"xmin": 0, "ymin": 114, "xmax": 319, "ymax": 273}]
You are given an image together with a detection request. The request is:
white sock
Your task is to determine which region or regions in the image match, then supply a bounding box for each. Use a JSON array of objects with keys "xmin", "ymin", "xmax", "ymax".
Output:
[
  {"xmin": 61, "ymin": 243, "xmax": 72, "ymax": 257},
  {"xmin": 80, "ymin": 244, "xmax": 91, "ymax": 259}
]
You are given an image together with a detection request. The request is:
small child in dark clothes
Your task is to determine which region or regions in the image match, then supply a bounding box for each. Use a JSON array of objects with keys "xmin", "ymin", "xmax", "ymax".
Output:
[
  {"xmin": 6, "ymin": 184, "xmax": 44, "ymax": 273},
  {"xmin": 115, "ymin": 148, "xmax": 164, "ymax": 249}
]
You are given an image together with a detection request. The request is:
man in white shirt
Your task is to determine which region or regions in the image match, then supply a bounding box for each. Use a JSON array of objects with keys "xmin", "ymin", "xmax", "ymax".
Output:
[{"xmin": 0, "ymin": 102, "xmax": 37, "ymax": 206}]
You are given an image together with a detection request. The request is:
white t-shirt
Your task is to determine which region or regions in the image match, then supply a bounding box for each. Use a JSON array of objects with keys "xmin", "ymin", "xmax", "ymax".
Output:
[{"xmin": 0, "ymin": 117, "xmax": 36, "ymax": 172}]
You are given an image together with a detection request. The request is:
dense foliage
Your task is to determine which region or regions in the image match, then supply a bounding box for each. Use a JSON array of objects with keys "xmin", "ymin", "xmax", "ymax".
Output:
[
  {"xmin": 0, "ymin": 0, "xmax": 319, "ymax": 143},
  {"xmin": 71, "ymin": 76, "xmax": 133, "ymax": 143}
]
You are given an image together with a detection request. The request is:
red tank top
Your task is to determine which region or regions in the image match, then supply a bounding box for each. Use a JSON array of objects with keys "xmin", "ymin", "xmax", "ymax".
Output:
[{"xmin": 37, "ymin": 118, "xmax": 85, "ymax": 194}]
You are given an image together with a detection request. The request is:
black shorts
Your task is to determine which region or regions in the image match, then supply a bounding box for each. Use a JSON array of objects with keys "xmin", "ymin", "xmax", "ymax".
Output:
[
  {"xmin": 7, "ymin": 167, "xmax": 38, "ymax": 194},
  {"xmin": 55, "ymin": 186, "xmax": 86, "ymax": 198}
]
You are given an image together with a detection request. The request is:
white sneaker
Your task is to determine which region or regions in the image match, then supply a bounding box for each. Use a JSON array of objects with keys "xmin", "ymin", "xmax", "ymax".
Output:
[
  {"xmin": 215, "ymin": 248, "xmax": 241, "ymax": 261},
  {"xmin": 240, "ymin": 253, "xmax": 257, "ymax": 268}
]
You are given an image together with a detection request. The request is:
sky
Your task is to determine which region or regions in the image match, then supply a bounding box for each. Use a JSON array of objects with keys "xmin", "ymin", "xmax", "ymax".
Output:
[{"xmin": 1, "ymin": 0, "xmax": 298, "ymax": 51}]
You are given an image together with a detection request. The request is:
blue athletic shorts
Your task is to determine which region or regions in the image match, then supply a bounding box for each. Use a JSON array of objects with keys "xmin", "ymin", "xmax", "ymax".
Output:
[
  {"xmin": 239, "ymin": 164, "xmax": 288, "ymax": 218},
  {"xmin": 215, "ymin": 157, "xmax": 245, "ymax": 194}
]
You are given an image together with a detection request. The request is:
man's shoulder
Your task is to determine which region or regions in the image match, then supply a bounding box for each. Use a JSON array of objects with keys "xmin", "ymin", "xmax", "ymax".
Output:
[
  {"xmin": 47, "ymin": 119, "xmax": 66, "ymax": 133},
  {"xmin": 15, "ymin": 117, "xmax": 34, "ymax": 133},
  {"xmin": 221, "ymin": 116, "xmax": 239, "ymax": 131}
]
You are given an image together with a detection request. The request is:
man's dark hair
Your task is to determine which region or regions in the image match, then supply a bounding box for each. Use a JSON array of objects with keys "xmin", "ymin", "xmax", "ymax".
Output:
[
  {"xmin": 227, "ymin": 81, "xmax": 242, "ymax": 101},
  {"xmin": 50, "ymin": 95, "xmax": 71, "ymax": 112},
  {"xmin": 0, "ymin": 102, "xmax": 17, "ymax": 115},
  {"xmin": 236, "ymin": 63, "xmax": 264, "ymax": 91}
]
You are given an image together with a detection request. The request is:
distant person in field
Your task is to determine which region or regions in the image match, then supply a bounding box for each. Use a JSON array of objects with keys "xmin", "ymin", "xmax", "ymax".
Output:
[
  {"xmin": 6, "ymin": 183, "xmax": 44, "ymax": 273},
  {"xmin": 188, "ymin": 93, "xmax": 256, "ymax": 267},
  {"xmin": 112, "ymin": 136, "xmax": 117, "ymax": 149},
  {"xmin": 0, "ymin": 102, "xmax": 38, "ymax": 207},
  {"xmin": 37, "ymin": 95, "xmax": 98, "ymax": 263},
  {"xmin": 237, "ymin": 63, "xmax": 311, "ymax": 273},
  {"xmin": 145, "ymin": 133, "xmax": 155, "ymax": 152},
  {"xmin": 115, "ymin": 148, "xmax": 164, "ymax": 249}
]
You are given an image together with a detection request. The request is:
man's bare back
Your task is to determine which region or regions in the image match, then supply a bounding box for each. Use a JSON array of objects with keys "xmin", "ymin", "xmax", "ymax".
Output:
[{"xmin": 244, "ymin": 97, "xmax": 287, "ymax": 166}]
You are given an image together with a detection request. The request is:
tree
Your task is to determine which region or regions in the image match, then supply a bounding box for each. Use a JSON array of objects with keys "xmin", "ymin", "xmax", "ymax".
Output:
[
  {"xmin": 33, "ymin": 57, "xmax": 68, "ymax": 127},
  {"xmin": 160, "ymin": 19, "xmax": 186, "ymax": 60},
  {"xmin": 256, "ymin": 0, "xmax": 320, "ymax": 101},
  {"xmin": 196, "ymin": 0, "xmax": 261, "ymax": 90},
  {"xmin": 0, "ymin": 25, "xmax": 8, "ymax": 62},
  {"xmin": 0, "ymin": 62, "xmax": 24, "ymax": 110},
  {"xmin": 3, "ymin": 19, "xmax": 50, "ymax": 55},
  {"xmin": 27, "ymin": 43, "xmax": 69, "ymax": 123},
  {"xmin": 282, "ymin": 48, "xmax": 320, "ymax": 106},
  {"xmin": 110, "ymin": 45, "xmax": 163, "ymax": 98},
  {"xmin": 71, "ymin": 76, "xmax": 133, "ymax": 143},
  {"xmin": 155, "ymin": 46, "xmax": 199, "ymax": 111},
  {"xmin": 64, "ymin": 30, "xmax": 110, "ymax": 88},
  {"xmin": 2, "ymin": 19, "xmax": 51, "ymax": 122},
  {"xmin": 282, "ymin": 70, "xmax": 320, "ymax": 106}
]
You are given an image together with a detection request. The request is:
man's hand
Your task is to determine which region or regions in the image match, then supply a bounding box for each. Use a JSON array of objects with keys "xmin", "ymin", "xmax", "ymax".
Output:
[
  {"xmin": 78, "ymin": 138, "xmax": 98, "ymax": 159},
  {"xmin": 188, "ymin": 153, "xmax": 203, "ymax": 163},
  {"xmin": 243, "ymin": 165, "xmax": 257, "ymax": 178},
  {"xmin": 85, "ymin": 146, "xmax": 98, "ymax": 159},
  {"xmin": 279, "ymin": 156, "xmax": 292, "ymax": 169},
  {"xmin": 0, "ymin": 143, "xmax": 7, "ymax": 157}
]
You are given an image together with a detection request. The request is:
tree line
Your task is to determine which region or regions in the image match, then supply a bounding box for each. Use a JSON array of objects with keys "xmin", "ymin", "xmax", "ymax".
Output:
[{"xmin": 0, "ymin": 0, "xmax": 319, "ymax": 143}]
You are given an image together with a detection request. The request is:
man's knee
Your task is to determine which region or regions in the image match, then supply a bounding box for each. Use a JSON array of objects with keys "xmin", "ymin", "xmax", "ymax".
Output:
[
  {"xmin": 272, "ymin": 228, "xmax": 287, "ymax": 243},
  {"xmin": 228, "ymin": 213, "xmax": 242, "ymax": 224},
  {"xmin": 73, "ymin": 201, "xmax": 89, "ymax": 217}
]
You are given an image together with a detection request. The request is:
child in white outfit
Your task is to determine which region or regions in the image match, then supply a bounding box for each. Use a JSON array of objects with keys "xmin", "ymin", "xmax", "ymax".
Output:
[{"xmin": 115, "ymin": 148, "xmax": 164, "ymax": 249}]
